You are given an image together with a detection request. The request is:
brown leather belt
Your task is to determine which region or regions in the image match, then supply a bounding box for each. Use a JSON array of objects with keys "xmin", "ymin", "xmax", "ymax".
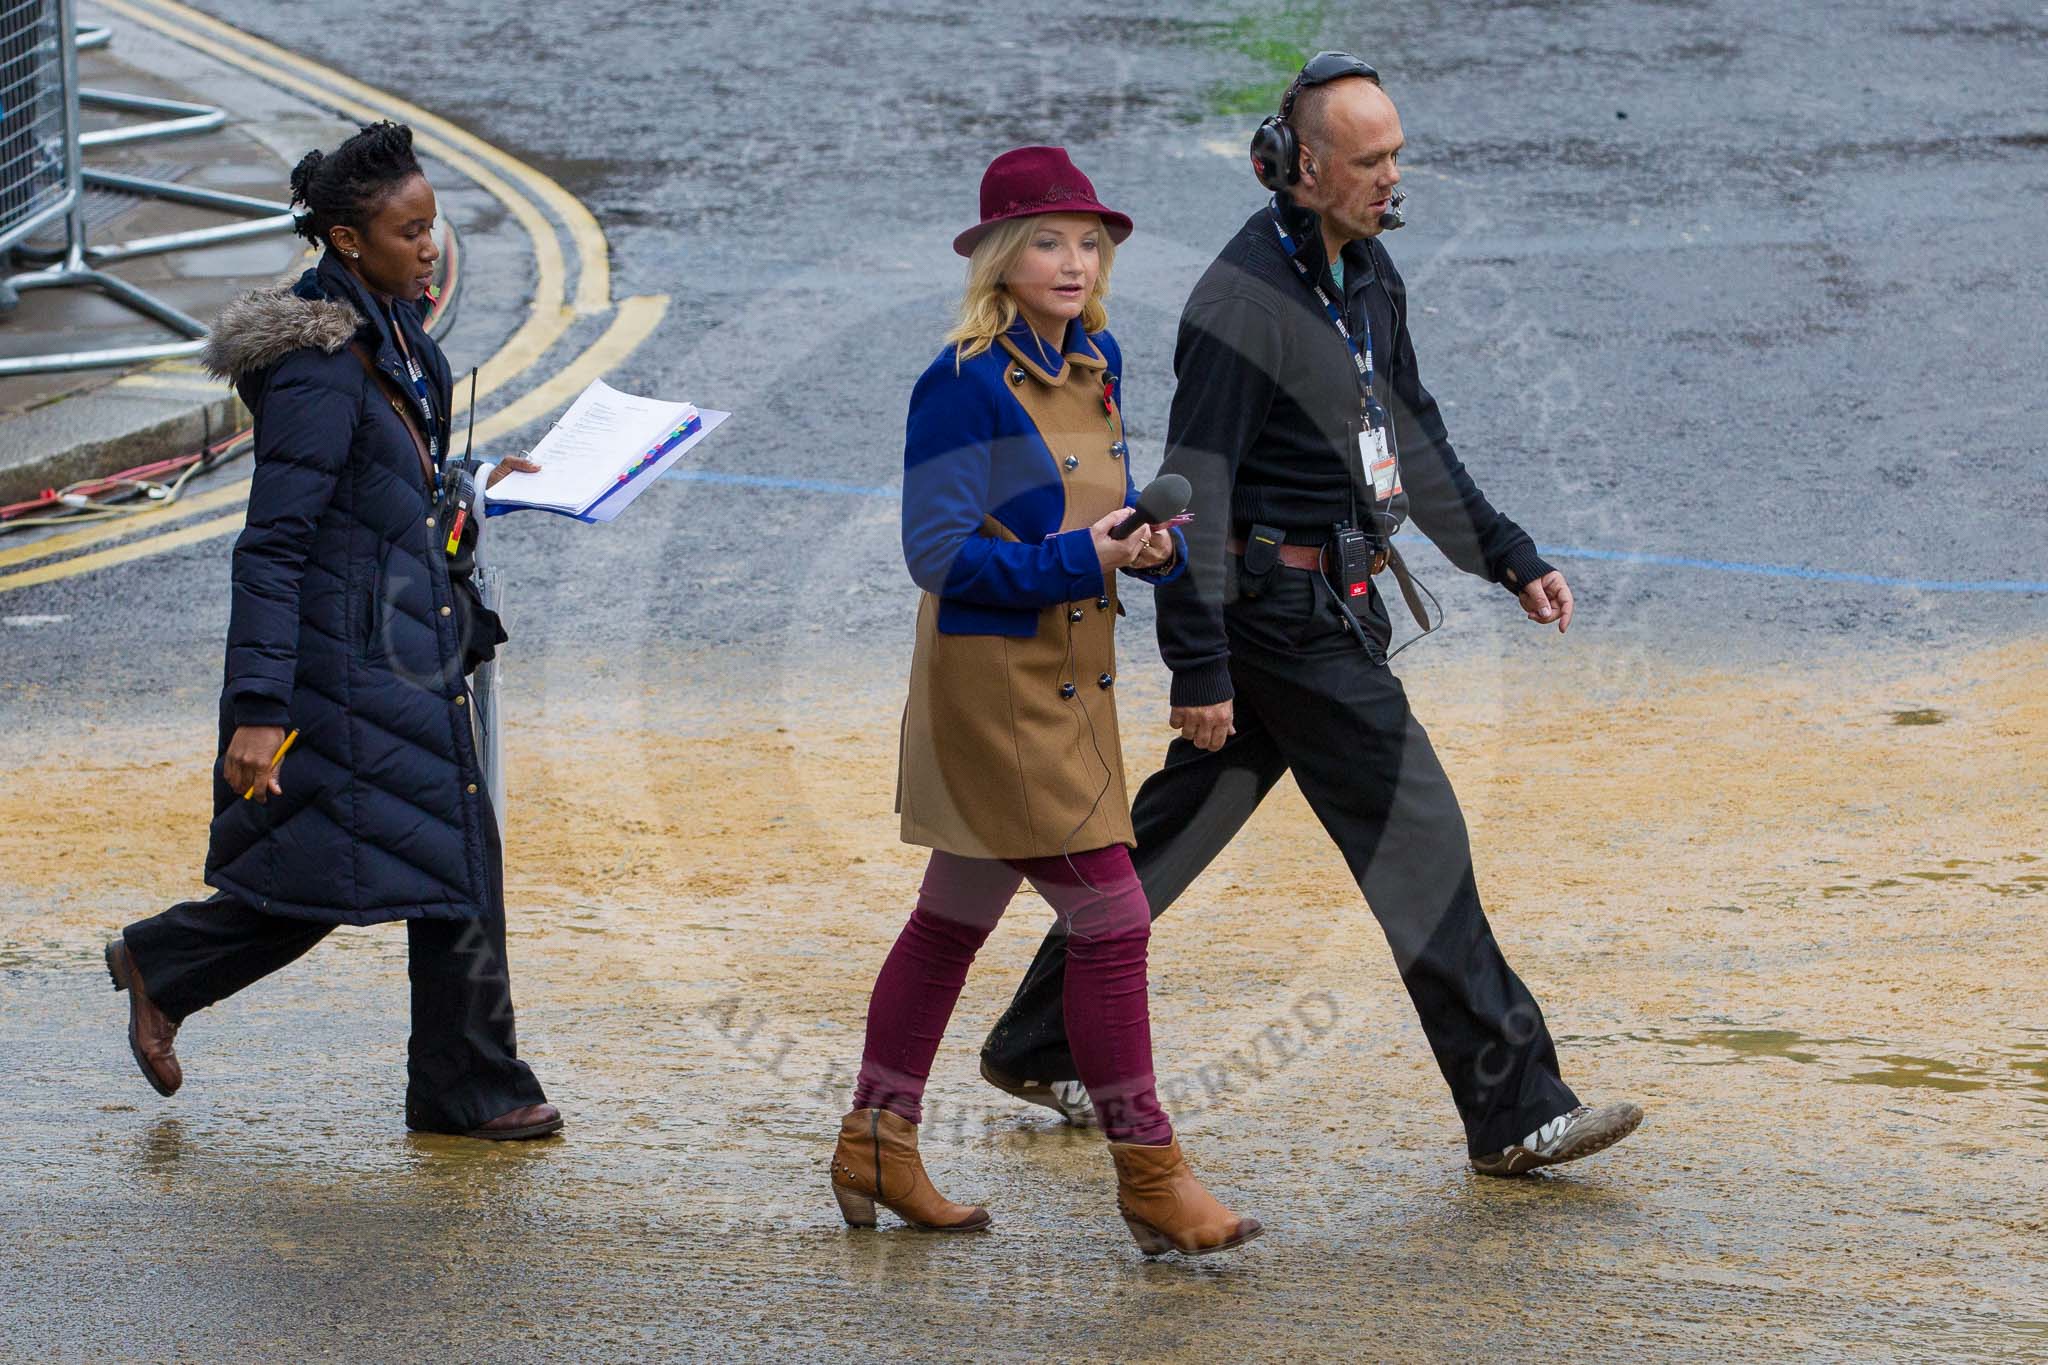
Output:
[
  {"xmin": 1226, "ymin": 535, "xmax": 1388, "ymax": 575},
  {"xmin": 1226, "ymin": 535, "xmax": 1327, "ymax": 571},
  {"xmin": 1226, "ymin": 535, "xmax": 1426, "ymax": 628}
]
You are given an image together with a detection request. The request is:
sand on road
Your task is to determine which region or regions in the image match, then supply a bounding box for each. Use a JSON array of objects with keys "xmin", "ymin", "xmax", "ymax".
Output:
[{"xmin": 3, "ymin": 637, "xmax": 2044, "ymax": 1360}]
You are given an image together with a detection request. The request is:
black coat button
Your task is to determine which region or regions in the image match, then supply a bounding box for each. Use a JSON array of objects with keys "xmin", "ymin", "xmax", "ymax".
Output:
[
  {"xmin": 1060, "ymin": 682, "xmax": 1077, "ymax": 699},
  {"xmin": 1097, "ymin": 673, "xmax": 1114, "ymax": 689},
  {"xmin": 1063, "ymin": 455, "xmax": 1079, "ymax": 471},
  {"xmin": 1009, "ymin": 368, "xmax": 1026, "ymax": 385},
  {"xmin": 1069, "ymin": 608, "xmax": 1084, "ymax": 622},
  {"xmin": 1096, "ymin": 596, "xmax": 1110, "ymax": 610}
]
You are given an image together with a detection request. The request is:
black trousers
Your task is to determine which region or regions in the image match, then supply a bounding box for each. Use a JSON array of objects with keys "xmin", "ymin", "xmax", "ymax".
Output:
[
  {"xmin": 983, "ymin": 565, "xmax": 1578, "ymax": 1158},
  {"xmin": 123, "ymin": 803, "xmax": 546, "ymax": 1134}
]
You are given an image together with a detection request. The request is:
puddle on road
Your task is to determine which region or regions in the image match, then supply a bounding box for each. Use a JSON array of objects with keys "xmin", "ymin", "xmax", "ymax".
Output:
[
  {"xmin": 1655, "ymin": 1027, "xmax": 1858, "ymax": 1064},
  {"xmin": 1815, "ymin": 855, "xmax": 2047, "ymax": 900},
  {"xmin": 1834, "ymin": 1055, "xmax": 1991, "ymax": 1094},
  {"xmin": 1637, "ymin": 855, "xmax": 2046, "ymax": 911},
  {"xmin": 0, "ymin": 941, "xmax": 89, "ymax": 973},
  {"xmin": 1567, "ymin": 1025, "xmax": 2048, "ymax": 1098}
]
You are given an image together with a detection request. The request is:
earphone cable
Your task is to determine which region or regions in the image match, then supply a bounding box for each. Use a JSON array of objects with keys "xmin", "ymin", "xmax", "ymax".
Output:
[
  {"xmin": 1385, "ymin": 564, "xmax": 1444, "ymax": 662},
  {"xmin": 1054, "ymin": 601, "xmax": 1117, "ymax": 923}
]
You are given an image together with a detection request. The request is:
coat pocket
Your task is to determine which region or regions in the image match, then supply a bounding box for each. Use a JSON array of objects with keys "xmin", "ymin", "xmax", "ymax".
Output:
[
  {"xmin": 1299, "ymin": 569, "xmax": 1390, "ymax": 659},
  {"xmin": 354, "ymin": 578, "xmax": 374, "ymax": 657},
  {"xmin": 361, "ymin": 538, "xmax": 396, "ymax": 661}
]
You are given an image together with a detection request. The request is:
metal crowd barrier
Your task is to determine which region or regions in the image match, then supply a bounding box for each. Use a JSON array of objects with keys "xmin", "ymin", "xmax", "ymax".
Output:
[
  {"xmin": 0, "ymin": 0, "xmax": 74, "ymax": 266},
  {"xmin": 0, "ymin": 0, "xmax": 297, "ymax": 375}
]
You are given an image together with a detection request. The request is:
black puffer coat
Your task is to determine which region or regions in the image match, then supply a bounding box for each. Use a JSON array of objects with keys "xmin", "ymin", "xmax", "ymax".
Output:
[{"xmin": 199, "ymin": 252, "xmax": 501, "ymax": 925}]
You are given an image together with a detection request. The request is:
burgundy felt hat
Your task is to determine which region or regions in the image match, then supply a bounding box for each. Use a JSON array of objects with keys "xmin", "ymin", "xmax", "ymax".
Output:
[{"xmin": 952, "ymin": 145, "xmax": 1134, "ymax": 258}]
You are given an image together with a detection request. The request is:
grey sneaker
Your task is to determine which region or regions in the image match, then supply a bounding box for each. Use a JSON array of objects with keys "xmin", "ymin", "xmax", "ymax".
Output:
[
  {"xmin": 1470, "ymin": 1101, "xmax": 1644, "ymax": 1177},
  {"xmin": 1048, "ymin": 1080, "xmax": 1097, "ymax": 1127},
  {"xmin": 978, "ymin": 1056, "xmax": 1098, "ymax": 1128}
]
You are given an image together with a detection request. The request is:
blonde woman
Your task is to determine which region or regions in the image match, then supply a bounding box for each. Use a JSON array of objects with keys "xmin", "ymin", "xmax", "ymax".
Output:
[{"xmin": 827, "ymin": 147, "xmax": 1260, "ymax": 1257}]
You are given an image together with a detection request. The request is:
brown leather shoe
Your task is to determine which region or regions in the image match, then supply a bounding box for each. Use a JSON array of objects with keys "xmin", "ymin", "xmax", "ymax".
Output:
[
  {"xmin": 1109, "ymin": 1137, "xmax": 1263, "ymax": 1257},
  {"xmin": 463, "ymin": 1103, "xmax": 563, "ymax": 1140},
  {"xmin": 105, "ymin": 937, "xmax": 181, "ymax": 1097},
  {"xmin": 829, "ymin": 1108, "xmax": 990, "ymax": 1232}
]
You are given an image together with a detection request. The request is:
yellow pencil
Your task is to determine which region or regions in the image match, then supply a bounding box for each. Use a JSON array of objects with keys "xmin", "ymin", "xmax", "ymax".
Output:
[{"xmin": 242, "ymin": 728, "xmax": 301, "ymax": 800}]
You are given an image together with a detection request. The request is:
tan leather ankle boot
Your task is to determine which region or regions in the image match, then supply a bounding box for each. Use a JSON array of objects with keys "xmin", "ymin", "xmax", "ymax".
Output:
[
  {"xmin": 830, "ymin": 1108, "xmax": 991, "ymax": 1232},
  {"xmin": 1109, "ymin": 1137, "xmax": 1263, "ymax": 1256}
]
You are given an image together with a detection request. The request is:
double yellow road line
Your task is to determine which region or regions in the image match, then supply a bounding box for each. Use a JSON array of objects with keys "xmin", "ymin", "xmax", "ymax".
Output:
[{"xmin": 1, "ymin": 0, "xmax": 669, "ymax": 594}]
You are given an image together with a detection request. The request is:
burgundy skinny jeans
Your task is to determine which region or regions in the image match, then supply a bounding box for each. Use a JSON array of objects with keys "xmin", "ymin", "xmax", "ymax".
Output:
[{"xmin": 852, "ymin": 845, "xmax": 1172, "ymax": 1146}]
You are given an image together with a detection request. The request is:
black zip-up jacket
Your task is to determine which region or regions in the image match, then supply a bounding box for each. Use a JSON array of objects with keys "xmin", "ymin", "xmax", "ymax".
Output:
[{"xmin": 1156, "ymin": 200, "xmax": 1554, "ymax": 707}]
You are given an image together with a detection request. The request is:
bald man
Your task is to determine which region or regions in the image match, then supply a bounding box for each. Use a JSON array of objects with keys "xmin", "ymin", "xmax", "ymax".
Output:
[{"xmin": 980, "ymin": 54, "xmax": 1642, "ymax": 1176}]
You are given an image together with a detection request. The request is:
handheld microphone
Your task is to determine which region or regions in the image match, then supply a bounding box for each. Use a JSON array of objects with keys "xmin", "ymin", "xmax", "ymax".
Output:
[
  {"xmin": 1109, "ymin": 473, "xmax": 1192, "ymax": 540},
  {"xmin": 1378, "ymin": 189, "xmax": 1407, "ymax": 232}
]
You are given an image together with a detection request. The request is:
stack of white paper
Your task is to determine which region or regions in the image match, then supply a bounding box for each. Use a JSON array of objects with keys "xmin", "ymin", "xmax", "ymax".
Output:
[{"xmin": 486, "ymin": 379, "xmax": 730, "ymax": 523}]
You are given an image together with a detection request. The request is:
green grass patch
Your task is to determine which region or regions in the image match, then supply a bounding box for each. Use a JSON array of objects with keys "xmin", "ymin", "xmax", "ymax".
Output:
[{"xmin": 1205, "ymin": 2, "xmax": 1335, "ymax": 117}]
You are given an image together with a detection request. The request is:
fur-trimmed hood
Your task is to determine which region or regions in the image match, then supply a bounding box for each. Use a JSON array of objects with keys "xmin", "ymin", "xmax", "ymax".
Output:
[{"xmin": 202, "ymin": 286, "xmax": 362, "ymax": 383}]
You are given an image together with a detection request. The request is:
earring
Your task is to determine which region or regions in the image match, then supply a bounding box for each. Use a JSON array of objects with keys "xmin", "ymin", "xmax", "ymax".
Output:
[{"xmin": 347, "ymin": 250, "xmax": 361, "ymax": 259}]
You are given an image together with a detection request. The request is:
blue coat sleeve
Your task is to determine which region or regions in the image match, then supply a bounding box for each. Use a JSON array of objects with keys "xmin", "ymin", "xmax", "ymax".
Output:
[
  {"xmin": 1121, "ymin": 525, "xmax": 1188, "ymax": 586},
  {"xmin": 224, "ymin": 356, "xmax": 358, "ymax": 718},
  {"xmin": 901, "ymin": 355, "xmax": 1105, "ymax": 608}
]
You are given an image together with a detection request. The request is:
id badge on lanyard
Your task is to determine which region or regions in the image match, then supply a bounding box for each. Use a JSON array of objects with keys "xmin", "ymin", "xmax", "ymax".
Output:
[
  {"xmin": 1268, "ymin": 204, "xmax": 1403, "ymax": 514},
  {"xmin": 1362, "ymin": 422, "xmax": 1401, "ymax": 503}
]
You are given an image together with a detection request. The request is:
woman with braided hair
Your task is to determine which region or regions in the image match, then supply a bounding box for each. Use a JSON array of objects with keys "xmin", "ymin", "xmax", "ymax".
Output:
[{"xmin": 104, "ymin": 122, "xmax": 559, "ymax": 1141}]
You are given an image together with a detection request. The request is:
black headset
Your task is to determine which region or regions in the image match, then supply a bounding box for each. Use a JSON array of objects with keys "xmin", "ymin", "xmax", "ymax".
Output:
[{"xmin": 1250, "ymin": 51, "xmax": 1406, "ymax": 230}]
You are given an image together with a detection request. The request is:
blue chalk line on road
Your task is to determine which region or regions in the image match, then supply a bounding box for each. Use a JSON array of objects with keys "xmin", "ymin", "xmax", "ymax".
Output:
[
  {"xmin": 660, "ymin": 469, "xmax": 2048, "ymax": 596},
  {"xmin": 1520, "ymin": 544, "xmax": 2048, "ymax": 596},
  {"xmin": 667, "ymin": 470, "xmax": 899, "ymax": 498}
]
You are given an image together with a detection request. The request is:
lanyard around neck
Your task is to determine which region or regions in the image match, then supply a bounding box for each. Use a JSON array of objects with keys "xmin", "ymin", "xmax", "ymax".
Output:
[
  {"xmin": 385, "ymin": 302, "xmax": 441, "ymax": 479},
  {"xmin": 1268, "ymin": 201, "xmax": 1383, "ymax": 429}
]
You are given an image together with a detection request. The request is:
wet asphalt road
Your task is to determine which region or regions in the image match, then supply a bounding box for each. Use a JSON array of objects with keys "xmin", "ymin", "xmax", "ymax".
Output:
[
  {"xmin": 4, "ymin": 0, "xmax": 2047, "ymax": 718},
  {"xmin": 4, "ymin": 1, "xmax": 2048, "ymax": 1359}
]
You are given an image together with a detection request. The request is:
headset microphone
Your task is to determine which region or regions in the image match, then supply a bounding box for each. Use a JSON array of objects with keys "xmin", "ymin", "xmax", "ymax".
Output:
[
  {"xmin": 1379, "ymin": 189, "xmax": 1407, "ymax": 232},
  {"xmin": 1109, "ymin": 473, "xmax": 1192, "ymax": 541},
  {"xmin": 1250, "ymin": 51, "xmax": 1384, "ymax": 191},
  {"xmin": 1250, "ymin": 52, "xmax": 1411, "ymax": 233}
]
